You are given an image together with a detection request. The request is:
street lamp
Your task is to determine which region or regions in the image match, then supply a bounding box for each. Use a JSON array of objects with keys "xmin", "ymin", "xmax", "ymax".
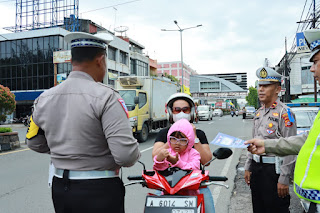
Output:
[{"xmin": 161, "ymin": 20, "xmax": 202, "ymax": 93}]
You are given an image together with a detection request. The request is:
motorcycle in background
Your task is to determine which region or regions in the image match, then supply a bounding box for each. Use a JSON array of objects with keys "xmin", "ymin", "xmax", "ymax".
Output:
[
  {"xmin": 22, "ymin": 115, "xmax": 29, "ymax": 126},
  {"xmin": 125, "ymin": 148, "xmax": 233, "ymax": 213}
]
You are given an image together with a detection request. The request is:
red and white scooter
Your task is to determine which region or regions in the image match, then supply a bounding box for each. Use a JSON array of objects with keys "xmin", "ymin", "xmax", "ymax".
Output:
[{"xmin": 125, "ymin": 148, "xmax": 232, "ymax": 213}]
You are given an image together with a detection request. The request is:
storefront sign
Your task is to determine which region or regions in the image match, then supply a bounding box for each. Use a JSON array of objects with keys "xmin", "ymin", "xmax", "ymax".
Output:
[{"xmin": 53, "ymin": 50, "xmax": 71, "ymax": 64}]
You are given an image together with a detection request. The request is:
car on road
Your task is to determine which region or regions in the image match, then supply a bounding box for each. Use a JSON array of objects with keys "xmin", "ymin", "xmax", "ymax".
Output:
[
  {"xmin": 244, "ymin": 106, "xmax": 256, "ymax": 119},
  {"xmin": 213, "ymin": 109, "xmax": 223, "ymax": 117},
  {"xmin": 287, "ymin": 103, "xmax": 319, "ymax": 135},
  {"xmin": 197, "ymin": 105, "xmax": 213, "ymax": 120}
]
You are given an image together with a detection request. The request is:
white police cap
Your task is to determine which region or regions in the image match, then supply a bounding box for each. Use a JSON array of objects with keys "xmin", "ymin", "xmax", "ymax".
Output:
[
  {"xmin": 256, "ymin": 67, "xmax": 282, "ymax": 85},
  {"xmin": 303, "ymin": 29, "xmax": 320, "ymax": 62},
  {"xmin": 64, "ymin": 31, "xmax": 113, "ymax": 49}
]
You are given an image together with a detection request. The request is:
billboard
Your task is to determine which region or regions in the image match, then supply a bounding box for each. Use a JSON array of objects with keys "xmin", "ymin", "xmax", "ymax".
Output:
[{"xmin": 296, "ymin": 32, "xmax": 310, "ymax": 53}]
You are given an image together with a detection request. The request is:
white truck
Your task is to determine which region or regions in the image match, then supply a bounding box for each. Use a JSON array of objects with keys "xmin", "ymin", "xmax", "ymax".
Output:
[{"xmin": 115, "ymin": 76, "xmax": 178, "ymax": 142}]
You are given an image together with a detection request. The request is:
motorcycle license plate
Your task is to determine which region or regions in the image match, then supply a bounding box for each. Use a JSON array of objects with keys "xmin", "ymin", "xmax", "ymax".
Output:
[{"xmin": 144, "ymin": 195, "xmax": 197, "ymax": 213}]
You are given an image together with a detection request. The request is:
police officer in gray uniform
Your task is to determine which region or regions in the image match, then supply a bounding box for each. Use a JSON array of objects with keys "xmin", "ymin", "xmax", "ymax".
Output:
[
  {"xmin": 244, "ymin": 67, "xmax": 297, "ymax": 213},
  {"xmin": 26, "ymin": 32, "xmax": 141, "ymax": 213}
]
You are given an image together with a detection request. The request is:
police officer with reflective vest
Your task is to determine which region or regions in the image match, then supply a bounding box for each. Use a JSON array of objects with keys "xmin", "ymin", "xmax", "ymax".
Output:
[
  {"xmin": 246, "ymin": 28, "xmax": 320, "ymax": 213},
  {"xmin": 26, "ymin": 32, "xmax": 141, "ymax": 213},
  {"xmin": 244, "ymin": 67, "xmax": 297, "ymax": 213}
]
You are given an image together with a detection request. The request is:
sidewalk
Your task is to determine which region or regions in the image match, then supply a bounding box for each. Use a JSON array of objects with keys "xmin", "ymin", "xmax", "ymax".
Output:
[{"xmin": 229, "ymin": 150, "xmax": 304, "ymax": 213}]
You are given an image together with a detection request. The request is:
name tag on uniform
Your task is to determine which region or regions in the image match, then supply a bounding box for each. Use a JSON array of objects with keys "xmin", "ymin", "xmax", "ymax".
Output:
[{"xmin": 268, "ymin": 117, "xmax": 279, "ymax": 122}]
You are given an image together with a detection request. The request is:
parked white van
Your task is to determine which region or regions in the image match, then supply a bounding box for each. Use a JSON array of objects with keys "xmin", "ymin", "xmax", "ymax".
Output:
[{"xmin": 197, "ymin": 105, "xmax": 213, "ymax": 121}]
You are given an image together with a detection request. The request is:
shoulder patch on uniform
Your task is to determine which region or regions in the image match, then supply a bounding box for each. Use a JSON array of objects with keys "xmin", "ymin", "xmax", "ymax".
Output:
[
  {"xmin": 285, "ymin": 120, "xmax": 293, "ymax": 127},
  {"xmin": 118, "ymin": 98, "xmax": 129, "ymax": 118},
  {"xmin": 282, "ymin": 113, "xmax": 288, "ymax": 119},
  {"xmin": 26, "ymin": 116, "xmax": 40, "ymax": 139}
]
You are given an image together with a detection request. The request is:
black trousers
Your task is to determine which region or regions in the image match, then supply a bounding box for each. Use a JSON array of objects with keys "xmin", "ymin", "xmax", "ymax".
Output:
[
  {"xmin": 52, "ymin": 173, "xmax": 125, "ymax": 213},
  {"xmin": 250, "ymin": 161, "xmax": 290, "ymax": 213}
]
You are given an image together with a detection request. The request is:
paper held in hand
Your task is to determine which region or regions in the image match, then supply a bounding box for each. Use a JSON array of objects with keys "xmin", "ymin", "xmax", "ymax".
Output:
[{"xmin": 210, "ymin": 132, "xmax": 248, "ymax": 148}]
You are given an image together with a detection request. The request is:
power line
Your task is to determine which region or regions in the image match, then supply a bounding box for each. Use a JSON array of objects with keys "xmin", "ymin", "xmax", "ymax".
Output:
[
  {"xmin": 81, "ymin": 0, "xmax": 141, "ymax": 14},
  {"xmin": 287, "ymin": 0, "xmax": 319, "ymax": 63}
]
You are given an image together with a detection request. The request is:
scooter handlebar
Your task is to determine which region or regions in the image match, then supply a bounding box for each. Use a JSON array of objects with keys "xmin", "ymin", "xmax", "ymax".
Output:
[
  {"xmin": 127, "ymin": 176, "xmax": 144, "ymax": 181},
  {"xmin": 208, "ymin": 176, "xmax": 228, "ymax": 181}
]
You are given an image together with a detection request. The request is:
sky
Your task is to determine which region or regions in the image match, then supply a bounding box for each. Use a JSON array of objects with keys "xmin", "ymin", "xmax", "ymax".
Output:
[{"xmin": 0, "ymin": 0, "xmax": 309, "ymax": 87}]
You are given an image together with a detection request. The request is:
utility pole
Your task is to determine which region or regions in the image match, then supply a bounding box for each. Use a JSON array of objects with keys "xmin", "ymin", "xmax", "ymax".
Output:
[
  {"xmin": 161, "ymin": 21, "xmax": 202, "ymax": 93},
  {"xmin": 313, "ymin": 0, "xmax": 318, "ymax": 102},
  {"xmin": 264, "ymin": 58, "xmax": 269, "ymax": 67},
  {"xmin": 284, "ymin": 37, "xmax": 290, "ymax": 102}
]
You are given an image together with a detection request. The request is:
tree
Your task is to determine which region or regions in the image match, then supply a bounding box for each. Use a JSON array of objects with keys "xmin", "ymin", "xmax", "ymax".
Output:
[
  {"xmin": 0, "ymin": 85, "xmax": 16, "ymax": 122},
  {"xmin": 246, "ymin": 86, "xmax": 258, "ymax": 109},
  {"xmin": 163, "ymin": 73, "xmax": 180, "ymax": 84}
]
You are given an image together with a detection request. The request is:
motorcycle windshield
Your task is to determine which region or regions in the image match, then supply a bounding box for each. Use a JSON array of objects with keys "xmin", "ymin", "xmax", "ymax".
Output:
[{"xmin": 158, "ymin": 168, "xmax": 192, "ymax": 187}]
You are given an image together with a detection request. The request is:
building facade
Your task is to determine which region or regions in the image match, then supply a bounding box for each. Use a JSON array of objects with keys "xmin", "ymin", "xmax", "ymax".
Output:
[
  {"xmin": 0, "ymin": 28, "xmax": 70, "ymax": 117},
  {"xmin": 275, "ymin": 51, "xmax": 315, "ymax": 101},
  {"xmin": 207, "ymin": 73, "xmax": 248, "ymax": 90},
  {"xmin": 288, "ymin": 52, "xmax": 313, "ymax": 95},
  {"xmin": 190, "ymin": 75, "xmax": 247, "ymax": 107},
  {"xmin": 157, "ymin": 61, "xmax": 198, "ymax": 87},
  {"xmin": 0, "ymin": 23, "xmax": 132, "ymax": 118}
]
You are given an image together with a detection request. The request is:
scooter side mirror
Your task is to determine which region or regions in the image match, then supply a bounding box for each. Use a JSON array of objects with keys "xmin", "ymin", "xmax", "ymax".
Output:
[
  {"xmin": 138, "ymin": 161, "xmax": 146, "ymax": 172},
  {"xmin": 213, "ymin": 148, "xmax": 233, "ymax": 159},
  {"xmin": 202, "ymin": 148, "xmax": 233, "ymax": 174}
]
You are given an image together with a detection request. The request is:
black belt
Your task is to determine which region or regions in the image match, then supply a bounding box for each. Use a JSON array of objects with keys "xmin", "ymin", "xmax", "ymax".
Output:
[{"xmin": 63, "ymin": 170, "xmax": 70, "ymax": 191}]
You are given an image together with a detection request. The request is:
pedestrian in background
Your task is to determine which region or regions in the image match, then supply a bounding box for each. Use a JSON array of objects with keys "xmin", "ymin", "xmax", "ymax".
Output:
[
  {"xmin": 244, "ymin": 67, "xmax": 297, "ymax": 213},
  {"xmin": 242, "ymin": 107, "xmax": 246, "ymax": 119},
  {"xmin": 246, "ymin": 28, "xmax": 320, "ymax": 213},
  {"xmin": 26, "ymin": 31, "xmax": 140, "ymax": 213}
]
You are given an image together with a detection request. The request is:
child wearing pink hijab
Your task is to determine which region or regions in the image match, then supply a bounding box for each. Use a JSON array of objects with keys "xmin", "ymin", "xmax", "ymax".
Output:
[{"xmin": 153, "ymin": 118, "xmax": 201, "ymax": 172}]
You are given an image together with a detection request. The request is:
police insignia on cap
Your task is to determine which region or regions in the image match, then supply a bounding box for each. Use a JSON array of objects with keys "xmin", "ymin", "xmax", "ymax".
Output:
[
  {"xmin": 260, "ymin": 68, "xmax": 268, "ymax": 78},
  {"xmin": 256, "ymin": 67, "xmax": 282, "ymax": 85}
]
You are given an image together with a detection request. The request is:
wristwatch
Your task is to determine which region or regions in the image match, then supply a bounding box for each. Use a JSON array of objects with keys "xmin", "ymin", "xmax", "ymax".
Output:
[{"xmin": 195, "ymin": 138, "xmax": 200, "ymax": 144}]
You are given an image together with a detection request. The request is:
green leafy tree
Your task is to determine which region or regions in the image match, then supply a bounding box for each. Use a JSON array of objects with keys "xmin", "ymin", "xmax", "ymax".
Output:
[
  {"xmin": 246, "ymin": 86, "xmax": 258, "ymax": 109},
  {"xmin": 0, "ymin": 85, "xmax": 16, "ymax": 122},
  {"xmin": 163, "ymin": 73, "xmax": 180, "ymax": 84}
]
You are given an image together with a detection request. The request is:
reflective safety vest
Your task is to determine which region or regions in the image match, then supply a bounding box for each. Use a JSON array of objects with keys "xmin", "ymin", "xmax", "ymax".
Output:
[{"xmin": 294, "ymin": 111, "xmax": 320, "ymax": 204}]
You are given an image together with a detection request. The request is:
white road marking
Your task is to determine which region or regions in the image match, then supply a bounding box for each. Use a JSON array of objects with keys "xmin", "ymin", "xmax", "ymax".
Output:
[
  {"xmin": 211, "ymin": 148, "xmax": 235, "ymax": 204},
  {"xmin": 208, "ymin": 121, "xmax": 215, "ymax": 124},
  {"xmin": 140, "ymin": 146, "xmax": 154, "ymax": 153}
]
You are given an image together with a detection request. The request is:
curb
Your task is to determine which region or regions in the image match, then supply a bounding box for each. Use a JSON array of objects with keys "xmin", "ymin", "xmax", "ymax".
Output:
[
  {"xmin": 229, "ymin": 149, "xmax": 252, "ymax": 213},
  {"xmin": 229, "ymin": 150, "xmax": 304, "ymax": 213}
]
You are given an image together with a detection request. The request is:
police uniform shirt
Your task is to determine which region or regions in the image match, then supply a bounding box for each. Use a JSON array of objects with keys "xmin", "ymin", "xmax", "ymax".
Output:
[
  {"xmin": 244, "ymin": 98, "xmax": 297, "ymax": 185},
  {"xmin": 27, "ymin": 71, "xmax": 140, "ymax": 171}
]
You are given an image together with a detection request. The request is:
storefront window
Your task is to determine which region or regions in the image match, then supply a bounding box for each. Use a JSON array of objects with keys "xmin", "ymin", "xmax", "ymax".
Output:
[{"xmin": 0, "ymin": 35, "xmax": 66, "ymax": 91}]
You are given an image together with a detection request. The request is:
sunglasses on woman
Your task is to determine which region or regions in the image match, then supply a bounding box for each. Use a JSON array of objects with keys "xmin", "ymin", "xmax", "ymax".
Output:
[
  {"xmin": 169, "ymin": 136, "xmax": 189, "ymax": 146},
  {"xmin": 172, "ymin": 106, "xmax": 191, "ymax": 114}
]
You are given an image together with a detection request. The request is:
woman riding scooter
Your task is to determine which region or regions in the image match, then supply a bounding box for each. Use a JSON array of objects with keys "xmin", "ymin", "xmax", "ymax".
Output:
[{"xmin": 152, "ymin": 93, "xmax": 215, "ymax": 212}]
